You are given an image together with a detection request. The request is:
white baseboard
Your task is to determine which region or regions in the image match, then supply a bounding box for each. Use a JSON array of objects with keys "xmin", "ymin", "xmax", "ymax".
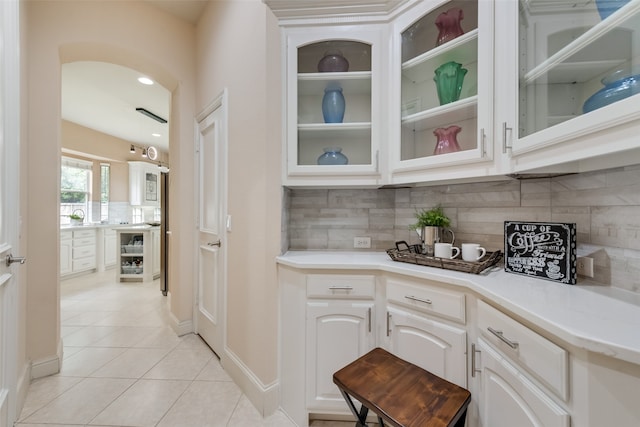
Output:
[
  {"xmin": 15, "ymin": 361, "xmax": 31, "ymax": 420},
  {"xmin": 169, "ymin": 311, "xmax": 193, "ymax": 336},
  {"xmin": 222, "ymin": 346, "xmax": 280, "ymax": 417},
  {"xmin": 30, "ymin": 340, "xmax": 63, "ymax": 379}
]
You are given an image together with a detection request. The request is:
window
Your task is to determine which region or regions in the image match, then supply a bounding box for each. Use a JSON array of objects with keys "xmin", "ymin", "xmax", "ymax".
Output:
[
  {"xmin": 132, "ymin": 207, "xmax": 143, "ymax": 224},
  {"xmin": 61, "ymin": 157, "xmax": 92, "ymax": 225},
  {"xmin": 100, "ymin": 163, "xmax": 110, "ymax": 222}
]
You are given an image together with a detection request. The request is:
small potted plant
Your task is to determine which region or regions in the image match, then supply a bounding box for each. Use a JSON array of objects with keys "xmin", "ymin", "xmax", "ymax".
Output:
[
  {"xmin": 69, "ymin": 209, "xmax": 85, "ymax": 226},
  {"xmin": 410, "ymin": 206, "xmax": 455, "ymax": 255}
]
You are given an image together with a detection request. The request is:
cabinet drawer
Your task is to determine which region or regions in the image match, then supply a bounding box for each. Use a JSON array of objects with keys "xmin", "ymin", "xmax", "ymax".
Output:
[
  {"xmin": 73, "ymin": 246, "xmax": 95, "ymax": 259},
  {"xmin": 386, "ymin": 278, "xmax": 465, "ymax": 323},
  {"xmin": 73, "ymin": 229, "xmax": 96, "ymax": 239},
  {"xmin": 73, "ymin": 257, "xmax": 96, "ymax": 271},
  {"xmin": 477, "ymin": 300, "xmax": 568, "ymax": 401},
  {"xmin": 306, "ymin": 275, "xmax": 375, "ymax": 299},
  {"xmin": 60, "ymin": 231, "xmax": 72, "ymax": 242},
  {"xmin": 73, "ymin": 237, "xmax": 96, "ymax": 247}
]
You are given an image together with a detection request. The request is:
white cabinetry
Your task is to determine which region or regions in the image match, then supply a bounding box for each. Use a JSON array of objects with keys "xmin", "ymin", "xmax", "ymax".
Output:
[
  {"xmin": 384, "ymin": 277, "xmax": 467, "ymax": 388},
  {"xmin": 151, "ymin": 227, "xmax": 160, "ymax": 277},
  {"xmin": 281, "ymin": 24, "xmax": 386, "ymax": 186},
  {"xmin": 475, "ymin": 300, "xmax": 570, "ymax": 427},
  {"xmin": 305, "ymin": 274, "xmax": 376, "ymax": 412},
  {"xmin": 102, "ymin": 228, "xmax": 117, "ymax": 270},
  {"xmin": 129, "ymin": 161, "xmax": 160, "ymax": 207},
  {"xmin": 390, "ymin": 0, "xmax": 497, "ymax": 184},
  {"xmin": 71, "ymin": 229, "xmax": 96, "ymax": 274},
  {"xmin": 496, "ymin": 1, "xmax": 640, "ymax": 172},
  {"xmin": 60, "ymin": 230, "xmax": 72, "ymax": 275},
  {"xmin": 116, "ymin": 228, "xmax": 159, "ymax": 282}
]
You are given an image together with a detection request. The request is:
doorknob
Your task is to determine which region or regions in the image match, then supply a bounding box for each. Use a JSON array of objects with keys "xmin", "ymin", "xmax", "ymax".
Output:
[
  {"xmin": 6, "ymin": 254, "xmax": 26, "ymax": 267},
  {"xmin": 207, "ymin": 241, "xmax": 221, "ymax": 247}
]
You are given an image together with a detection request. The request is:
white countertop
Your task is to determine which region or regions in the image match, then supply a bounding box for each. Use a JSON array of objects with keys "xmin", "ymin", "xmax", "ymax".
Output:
[
  {"xmin": 277, "ymin": 251, "xmax": 640, "ymax": 366},
  {"xmin": 61, "ymin": 223, "xmax": 159, "ymax": 231}
]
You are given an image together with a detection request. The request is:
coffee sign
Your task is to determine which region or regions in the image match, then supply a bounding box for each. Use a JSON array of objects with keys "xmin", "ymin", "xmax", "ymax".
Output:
[{"xmin": 504, "ymin": 221, "xmax": 577, "ymax": 285}]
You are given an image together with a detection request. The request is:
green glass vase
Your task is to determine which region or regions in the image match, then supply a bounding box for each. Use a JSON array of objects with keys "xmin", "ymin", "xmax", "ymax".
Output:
[{"xmin": 433, "ymin": 61, "xmax": 467, "ymax": 105}]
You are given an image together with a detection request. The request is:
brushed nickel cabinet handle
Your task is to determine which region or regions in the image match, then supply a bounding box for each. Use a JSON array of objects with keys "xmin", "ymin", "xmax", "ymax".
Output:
[
  {"xmin": 405, "ymin": 295, "xmax": 432, "ymax": 305},
  {"xmin": 488, "ymin": 327, "xmax": 519, "ymax": 349}
]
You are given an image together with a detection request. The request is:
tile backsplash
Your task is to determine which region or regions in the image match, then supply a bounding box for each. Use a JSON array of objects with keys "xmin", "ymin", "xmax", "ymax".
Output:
[{"xmin": 285, "ymin": 164, "xmax": 640, "ymax": 294}]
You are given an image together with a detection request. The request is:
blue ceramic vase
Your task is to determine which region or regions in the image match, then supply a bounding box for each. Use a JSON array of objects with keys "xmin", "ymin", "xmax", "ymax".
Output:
[
  {"xmin": 317, "ymin": 147, "xmax": 348, "ymax": 165},
  {"xmin": 322, "ymin": 87, "xmax": 346, "ymax": 123},
  {"xmin": 583, "ymin": 69, "xmax": 640, "ymax": 114}
]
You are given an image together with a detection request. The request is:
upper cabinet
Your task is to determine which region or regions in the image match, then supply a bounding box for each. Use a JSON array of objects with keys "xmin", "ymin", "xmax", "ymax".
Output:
[
  {"xmin": 129, "ymin": 161, "xmax": 160, "ymax": 207},
  {"xmin": 267, "ymin": 0, "xmax": 640, "ymax": 187},
  {"xmin": 283, "ymin": 26, "xmax": 386, "ymax": 187},
  {"xmin": 496, "ymin": 0, "xmax": 640, "ymax": 172},
  {"xmin": 389, "ymin": 0, "xmax": 496, "ymax": 184}
]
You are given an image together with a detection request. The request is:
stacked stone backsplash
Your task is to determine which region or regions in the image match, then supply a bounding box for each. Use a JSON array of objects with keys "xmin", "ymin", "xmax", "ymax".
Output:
[{"xmin": 286, "ymin": 164, "xmax": 640, "ymax": 294}]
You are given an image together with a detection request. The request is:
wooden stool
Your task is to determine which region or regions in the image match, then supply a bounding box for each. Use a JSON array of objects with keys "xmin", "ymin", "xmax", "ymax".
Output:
[{"xmin": 333, "ymin": 347, "xmax": 471, "ymax": 427}]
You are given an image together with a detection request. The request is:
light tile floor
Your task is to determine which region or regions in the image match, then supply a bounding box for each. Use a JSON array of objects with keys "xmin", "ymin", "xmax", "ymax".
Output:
[{"xmin": 16, "ymin": 271, "xmax": 357, "ymax": 427}]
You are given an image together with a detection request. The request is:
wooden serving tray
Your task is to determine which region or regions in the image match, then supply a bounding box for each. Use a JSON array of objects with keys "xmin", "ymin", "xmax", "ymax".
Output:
[{"xmin": 387, "ymin": 241, "xmax": 502, "ymax": 275}]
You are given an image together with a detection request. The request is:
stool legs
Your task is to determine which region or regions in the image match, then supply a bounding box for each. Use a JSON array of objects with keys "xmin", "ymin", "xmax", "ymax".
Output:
[{"xmin": 339, "ymin": 389, "xmax": 385, "ymax": 427}]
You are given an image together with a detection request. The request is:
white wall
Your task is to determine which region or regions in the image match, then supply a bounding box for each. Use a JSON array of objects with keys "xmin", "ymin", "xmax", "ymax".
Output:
[
  {"xmin": 24, "ymin": 0, "xmax": 196, "ymax": 377},
  {"xmin": 196, "ymin": 0, "xmax": 282, "ymax": 415}
]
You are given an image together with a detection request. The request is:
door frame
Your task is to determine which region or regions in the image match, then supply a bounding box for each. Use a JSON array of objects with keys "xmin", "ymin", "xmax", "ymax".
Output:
[
  {"xmin": 194, "ymin": 89, "xmax": 229, "ymax": 356},
  {"xmin": 0, "ymin": 0, "xmax": 22, "ymax": 425}
]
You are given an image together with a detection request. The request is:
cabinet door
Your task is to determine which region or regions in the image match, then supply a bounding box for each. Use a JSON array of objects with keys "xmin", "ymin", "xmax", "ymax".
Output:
[
  {"xmin": 104, "ymin": 231, "xmax": 117, "ymax": 267},
  {"xmin": 390, "ymin": 0, "xmax": 496, "ymax": 184},
  {"xmin": 129, "ymin": 162, "xmax": 160, "ymax": 207},
  {"xmin": 477, "ymin": 338, "xmax": 570, "ymax": 427},
  {"xmin": 60, "ymin": 238, "xmax": 72, "ymax": 276},
  {"xmin": 284, "ymin": 26, "xmax": 384, "ymax": 186},
  {"xmin": 385, "ymin": 305, "xmax": 467, "ymax": 388},
  {"xmin": 306, "ymin": 301, "xmax": 375, "ymax": 411},
  {"xmin": 152, "ymin": 228, "xmax": 160, "ymax": 276},
  {"xmin": 497, "ymin": 1, "xmax": 640, "ymax": 171}
]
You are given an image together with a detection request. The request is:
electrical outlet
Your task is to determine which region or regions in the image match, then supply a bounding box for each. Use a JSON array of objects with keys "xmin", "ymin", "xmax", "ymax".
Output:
[
  {"xmin": 354, "ymin": 237, "xmax": 371, "ymax": 249},
  {"xmin": 577, "ymin": 256, "xmax": 594, "ymax": 278}
]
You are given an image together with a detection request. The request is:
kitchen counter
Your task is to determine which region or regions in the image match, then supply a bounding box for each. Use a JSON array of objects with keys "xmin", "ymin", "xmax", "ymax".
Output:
[
  {"xmin": 277, "ymin": 251, "xmax": 640, "ymax": 366},
  {"xmin": 61, "ymin": 223, "xmax": 159, "ymax": 230}
]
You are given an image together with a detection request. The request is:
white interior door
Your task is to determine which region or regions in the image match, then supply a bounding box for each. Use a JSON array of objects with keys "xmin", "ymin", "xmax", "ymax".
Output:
[
  {"xmin": 195, "ymin": 91, "xmax": 228, "ymax": 357},
  {"xmin": 0, "ymin": 1, "xmax": 22, "ymax": 426}
]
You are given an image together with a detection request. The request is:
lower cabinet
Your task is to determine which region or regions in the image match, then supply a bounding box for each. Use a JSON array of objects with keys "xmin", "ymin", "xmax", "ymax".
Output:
[
  {"xmin": 103, "ymin": 228, "xmax": 117, "ymax": 268},
  {"xmin": 475, "ymin": 300, "xmax": 570, "ymax": 427},
  {"xmin": 306, "ymin": 301, "xmax": 375, "ymax": 411},
  {"xmin": 305, "ymin": 274, "xmax": 376, "ymax": 413},
  {"xmin": 60, "ymin": 231, "xmax": 72, "ymax": 275},
  {"xmin": 476, "ymin": 338, "xmax": 569, "ymax": 427},
  {"xmin": 385, "ymin": 305, "xmax": 467, "ymax": 388}
]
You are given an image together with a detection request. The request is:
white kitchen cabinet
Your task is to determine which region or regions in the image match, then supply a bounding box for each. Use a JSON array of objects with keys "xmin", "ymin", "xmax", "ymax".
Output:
[
  {"xmin": 60, "ymin": 230, "xmax": 72, "ymax": 275},
  {"xmin": 70, "ymin": 229, "xmax": 97, "ymax": 274},
  {"xmin": 383, "ymin": 277, "xmax": 467, "ymax": 388},
  {"xmin": 129, "ymin": 161, "xmax": 160, "ymax": 207},
  {"xmin": 305, "ymin": 274, "xmax": 376, "ymax": 412},
  {"xmin": 151, "ymin": 227, "xmax": 160, "ymax": 277},
  {"xmin": 389, "ymin": 0, "xmax": 497, "ymax": 184},
  {"xmin": 280, "ymin": 24, "xmax": 386, "ymax": 186},
  {"xmin": 496, "ymin": 0, "xmax": 640, "ymax": 173},
  {"xmin": 475, "ymin": 300, "xmax": 570, "ymax": 427},
  {"xmin": 476, "ymin": 338, "xmax": 570, "ymax": 427},
  {"xmin": 116, "ymin": 228, "xmax": 159, "ymax": 282},
  {"xmin": 103, "ymin": 228, "xmax": 117, "ymax": 268}
]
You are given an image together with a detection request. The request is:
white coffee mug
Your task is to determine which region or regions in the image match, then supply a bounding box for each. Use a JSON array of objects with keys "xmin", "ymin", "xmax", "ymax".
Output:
[
  {"xmin": 434, "ymin": 242, "xmax": 460, "ymax": 259},
  {"xmin": 462, "ymin": 243, "xmax": 486, "ymax": 261}
]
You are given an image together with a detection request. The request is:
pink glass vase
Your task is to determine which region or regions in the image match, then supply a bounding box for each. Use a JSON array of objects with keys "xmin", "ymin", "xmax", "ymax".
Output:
[
  {"xmin": 433, "ymin": 126, "xmax": 462, "ymax": 155},
  {"xmin": 435, "ymin": 7, "xmax": 465, "ymax": 47}
]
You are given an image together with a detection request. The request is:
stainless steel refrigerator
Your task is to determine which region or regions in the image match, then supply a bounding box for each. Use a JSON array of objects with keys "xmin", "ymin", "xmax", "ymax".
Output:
[{"xmin": 160, "ymin": 171, "xmax": 169, "ymax": 296}]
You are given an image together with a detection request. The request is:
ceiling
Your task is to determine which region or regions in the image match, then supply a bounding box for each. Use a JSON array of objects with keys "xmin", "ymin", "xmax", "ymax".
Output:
[{"xmin": 60, "ymin": 1, "xmax": 208, "ymax": 154}]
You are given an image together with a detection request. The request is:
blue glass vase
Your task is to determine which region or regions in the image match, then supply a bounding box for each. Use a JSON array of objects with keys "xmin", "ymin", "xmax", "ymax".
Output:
[
  {"xmin": 322, "ymin": 87, "xmax": 345, "ymax": 123},
  {"xmin": 317, "ymin": 147, "xmax": 348, "ymax": 165},
  {"xmin": 595, "ymin": 0, "xmax": 630, "ymax": 19},
  {"xmin": 583, "ymin": 69, "xmax": 640, "ymax": 114}
]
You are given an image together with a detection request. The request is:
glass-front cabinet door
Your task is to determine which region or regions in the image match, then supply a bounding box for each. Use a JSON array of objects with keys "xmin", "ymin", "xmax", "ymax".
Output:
[
  {"xmin": 284, "ymin": 27, "xmax": 384, "ymax": 186},
  {"xmin": 390, "ymin": 0, "xmax": 495, "ymax": 184},
  {"xmin": 499, "ymin": 0, "xmax": 640, "ymax": 170}
]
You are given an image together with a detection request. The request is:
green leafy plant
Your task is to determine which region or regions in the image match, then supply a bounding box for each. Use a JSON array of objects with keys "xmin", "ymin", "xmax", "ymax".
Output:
[
  {"xmin": 410, "ymin": 205, "xmax": 451, "ymax": 229},
  {"xmin": 69, "ymin": 213, "xmax": 83, "ymax": 220}
]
